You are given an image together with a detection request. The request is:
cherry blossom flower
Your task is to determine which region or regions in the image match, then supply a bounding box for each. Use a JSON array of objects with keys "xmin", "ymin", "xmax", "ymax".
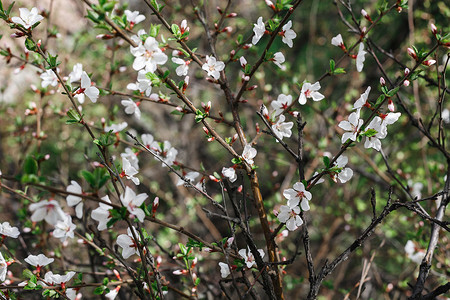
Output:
[
  {"xmin": 74, "ymin": 71, "xmax": 99, "ymax": 103},
  {"xmin": 272, "ymin": 115, "xmax": 293, "ymax": 141},
  {"xmin": 53, "ymin": 215, "xmax": 76, "ymax": 242},
  {"xmin": 11, "ymin": 7, "xmax": 44, "ymax": 29},
  {"xmin": 29, "ymin": 200, "xmax": 65, "ymax": 225},
  {"xmin": 105, "ymin": 286, "xmax": 121, "ymax": 299},
  {"xmin": 120, "ymin": 186, "xmax": 147, "ymax": 222},
  {"xmin": 68, "ymin": 63, "xmax": 83, "ymax": 83},
  {"xmin": 127, "ymin": 70, "xmax": 152, "ymax": 96},
  {"xmin": 121, "ymin": 98, "xmax": 141, "ymax": 119},
  {"xmin": 172, "ymin": 57, "xmax": 190, "ymax": 76},
  {"xmin": 239, "ymin": 247, "xmax": 264, "ymax": 269},
  {"xmin": 353, "ymin": 86, "xmax": 371, "ymax": 110},
  {"xmin": 24, "ymin": 254, "xmax": 54, "ymax": 271},
  {"xmin": 104, "ymin": 122, "xmax": 128, "ymax": 133},
  {"xmin": 122, "ymin": 157, "xmax": 140, "ymax": 185},
  {"xmin": 338, "ymin": 110, "xmax": 364, "ymax": 143},
  {"xmin": 242, "ymin": 144, "xmax": 257, "ymax": 165},
  {"xmin": 219, "ymin": 262, "xmax": 231, "ymax": 278},
  {"xmin": 141, "ymin": 133, "xmax": 155, "ymax": 148},
  {"xmin": 40, "ymin": 69, "xmax": 58, "ymax": 88},
  {"xmin": 177, "ymin": 171, "xmax": 199, "ymax": 186},
  {"xmin": 272, "ymin": 52, "xmax": 285, "ymax": 70},
  {"xmin": 0, "ymin": 222, "xmax": 20, "ymax": 238},
  {"xmin": 202, "ymin": 55, "xmax": 225, "ymax": 80},
  {"xmin": 271, "ymin": 94, "xmax": 292, "ymax": 116},
  {"xmin": 363, "ymin": 116, "xmax": 383, "ymax": 151},
  {"xmin": 280, "ymin": 20, "xmax": 296, "ymax": 48},
  {"xmin": 66, "ymin": 288, "xmax": 79, "ymax": 300},
  {"xmin": 298, "ymin": 81, "xmax": 324, "ymax": 105},
  {"xmin": 91, "ymin": 195, "xmax": 113, "ymax": 231},
  {"xmin": 239, "ymin": 56, "xmax": 247, "ymax": 68},
  {"xmin": 131, "ymin": 36, "xmax": 168, "ymax": 72},
  {"xmin": 43, "ymin": 271, "xmax": 76, "ymax": 286},
  {"xmin": 125, "ymin": 10, "xmax": 146, "ymax": 28},
  {"xmin": 121, "ymin": 148, "xmax": 139, "ymax": 170},
  {"xmin": 331, "ymin": 34, "xmax": 344, "ymax": 48},
  {"xmin": 222, "ymin": 167, "xmax": 237, "ymax": 183},
  {"xmin": 277, "ymin": 201, "xmax": 303, "ymax": 231},
  {"xmin": 404, "ymin": 240, "xmax": 425, "ymax": 264},
  {"xmin": 283, "ymin": 182, "xmax": 312, "ymax": 211},
  {"xmin": 332, "ymin": 156, "xmax": 353, "ymax": 183},
  {"xmin": 252, "ymin": 17, "xmax": 265, "ymax": 45},
  {"xmin": 153, "ymin": 141, "xmax": 178, "ymax": 167},
  {"xmin": 66, "ymin": 181, "xmax": 83, "ymax": 219},
  {"xmin": 356, "ymin": 43, "xmax": 367, "ymax": 72},
  {"xmin": 0, "ymin": 252, "xmax": 7, "ymax": 281},
  {"xmin": 380, "ymin": 112, "xmax": 401, "ymax": 136},
  {"xmin": 117, "ymin": 227, "xmax": 140, "ymax": 259}
]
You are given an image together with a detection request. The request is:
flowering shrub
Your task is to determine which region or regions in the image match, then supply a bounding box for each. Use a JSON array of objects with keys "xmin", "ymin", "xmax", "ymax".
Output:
[{"xmin": 0, "ymin": 0, "xmax": 449, "ymax": 299}]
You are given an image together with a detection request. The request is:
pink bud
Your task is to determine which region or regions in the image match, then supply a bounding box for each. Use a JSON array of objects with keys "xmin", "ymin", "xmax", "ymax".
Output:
[
  {"xmin": 237, "ymin": 185, "xmax": 243, "ymax": 193},
  {"xmin": 407, "ymin": 47, "xmax": 417, "ymax": 60},
  {"xmin": 403, "ymin": 79, "xmax": 410, "ymax": 87},
  {"xmin": 404, "ymin": 68, "xmax": 410, "ymax": 75},
  {"xmin": 361, "ymin": 9, "xmax": 368, "ymax": 17},
  {"xmin": 380, "ymin": 77, "xmax": 386, "ymax": 86},
  {"xmin": 239, "ymin": 56, "xmax": 247, "ymax": 67},
  {"xmin": 422, "ymin": 60, "xmax": 436, "ymax": 67},
  {"xmin": 430, "ymin": 23, "xmax": 437, "ymax": 35},
  {"xmin": 388, "ymin": 99, "xmax": 395, "ymax": 112},
  {"xmin": 226, "ymin": 13, "xmax": 237, "ymax": 18}
]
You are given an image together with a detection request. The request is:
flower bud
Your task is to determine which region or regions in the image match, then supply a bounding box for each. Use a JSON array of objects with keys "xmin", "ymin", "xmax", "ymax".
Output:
[
  {"xmin": 422, "ymin": 60, "xmax": 436, "ymax": 67},
  {"xmin": 404, "ymin": 68, "xmax": 410, "ymax": 76},
  {"xmin": 240, "ymin": 56, "xmax": 247, "ymax": 68},
  {"xmin": 388, "ymin": 99, "xmax": 395, "ymax": 112},
  {"xmin": 407, "ymin": 47, "xmax": 417, "ymax": 60},
  {"xmin": 403, "ymin": 79, "xmax": 410, "ymax": 87},
  {"xmin": 380, "ymin": 77, "xmax": 386, "ymax": 86},
  {"xmin": 430, "ymin": 23, "xmax": 437, "ymax": 35}
]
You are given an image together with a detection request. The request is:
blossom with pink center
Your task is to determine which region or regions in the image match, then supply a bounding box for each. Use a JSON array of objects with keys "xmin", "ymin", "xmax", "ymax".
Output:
[
  {"xmin": 117, "ymin": 227, "xmax": 140, "ymax": 259},
  {"xmin": 29, "ymin": 200, "xmax": 65, "ymax": 225},
  {"xmin": 338, "ymin": 110, "xmax": 364, "ymax": 143},
  {"xmin": 280, "ymin": 20, "xmax": 296, "ymax": 48},
  {"xmin": 120, "ymin": 186, "xmax": 148, "ymax": 222},
  {"xmin": 239, "ymin": 247, "xmax": 265, "ymax": 269},
  {"xmin": 0, "ymin": 222, "xmax": 20, "ymax": 238},
  {"xmin": 282, "ymin": 182, "xmax": 312, "ymax": 211},
  {"xmin": 298, "ymin": 81, "xmax": 324, "ymax": 105},
  {"xmin": 271, "ymin": 94, "xmax": 292, "ymax": 116}
]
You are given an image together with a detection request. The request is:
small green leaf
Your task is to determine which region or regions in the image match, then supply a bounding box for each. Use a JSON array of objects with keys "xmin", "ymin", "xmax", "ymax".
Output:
[
  {"xmin": 24, "ymin": 38, "xmax": 37, "ymax": 52},
  {"xmin": 323, "ymin": 156, "xmax": 331, "ymax": 168},
  {"xmin": 23, "ymin": 156, "xmax": 38, "ymax": 175},
  {"xmin": 81, "ymin": 170, "xmax": 96, "ymax": 188},
  {"xmin": 329, "ymin": 59, "xmax": 335, "ymax": 72},
  {"xmin": 386, "ymin": 86, "xmax": 400, "ymax": 97}
]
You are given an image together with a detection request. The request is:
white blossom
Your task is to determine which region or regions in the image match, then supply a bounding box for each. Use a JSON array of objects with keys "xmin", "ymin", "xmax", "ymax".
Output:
[
  {"xmin": 68, "ymin": 63, "xmax": 83, "ymax": 83},
  {"xmin": 298, "ymin": 81, "xmax": 324, "ymax": 105},
  {"xmin": 11, "ymin": 7, "xmax": 44, "ymax": 29},
  {"xmin": 29, "ymin": 200, "xmax": 65, "ymax": 225},
  {"xmin": 0, "ymin": 252, "xmax": 7, "ymax": 281},
  {"xmin": 277, "ymin": 202, "xmax": 303, "ymax": 231},
  {"xmin": 404, "ymin": 240, "xmax": 425, "ymax": 264},
  {"xmin": 283, "ymin": 182, "xmax": 312, "ymax": 211},
  {"xmin": 239, "ymin": 247, "xmax": 264, "ymax": 269},
  {"xmin": 40, "ymin": 69, "xmax": 58, "ymax": 88},
  {"xmin": 356, "ymin": 43, "xmax": 367, "ymax": 72},
  {"xmin": 272, "ymin": 52, "xmax": 285, "ymax": 70},
  {"xmin": 202, "ymin": 55, "xmax": 225, "ymax": 80},
  {"xmin": 121, "ymin": 148, "xmax": 139, "ymax": 170},
  {"xmin": 75, "ymin": 71, "xmax": 99, "ymax": 103},
  {"xmin": 281, "ymin": 21, "xmax": 296, "ymax": 48},
  {"xmin": 331, "ymin": 34, "xmax": 344, "ymax": 47},
  {"xmin": 121, "ymin": 98, "xmax": 141, "ymax": 119},
  {"xmin": 66, "ymin": 181, "xmax": 83, "ymax": 219},
  {"xmin": 120, "ymin": 186, "xmax": 147, "ymax": 222},
  {"xmin": 0, "ymin": 222, "xmax": 20, "ymax": 238},
  {"xmin": 222, "ymin": 167, "xmax": 237, "ymax": 183},
  {"xmin": 24, "ymin": 254, "xmax": 54, "ymax": 268},
  {"xmin": 333, "ymin": 156, "xmax": 353, "ymax": 183},
  {"xmin": 153, "ymin": 141, "xmax": 178, "ymax": 167},
  {"xmin": 271, "ymin": 94, "xmax": 292, "ymax": 116},
  {"xmin": 117, "ymin": 227, "xmax": 140, "ymax": 259},
  {"xmin": 242, "ymin": 145, "xmax": 257, "ymax": 165},
  {"xmin": 53, "ymin": 215, "xmax": 76, "ymax": 242},
  {"xmin": 271, "ymin": 115, "xmax": 293, "ymax": 141},
  {"xmin": 177, "ymin": 171, "xmax": 199, "ymax": 186},
  {"xmin": 219, "ymin": 262, "xmax": 231, "ymax": 278},
  {"xmin": 122, "ymin": 157, "xmax": 140, "ymax": 185},
  {"xmin": 125, "ymin": 10, "xmax": 146, "ymax": 26},
  {"xmin": 43, "ymin": 271, "xmax": 76, "ymax": 285},
  {"xmin": 252, "ymin": 17, "xmax": 265, "ymax": 45},
  {"xmin": 127, "ymin": 70, "xmax": 152, "ymax": 96},
  {"xmin": 104, "ymin": 122, "xmax": 128, "ymax": 133},
  {"xmin": 353, "ymin": 86, "xmax": 371, "ymax": 110},
  {"xmin": 131, "ymin": 37, "xmax": 168, "ymax": 72},
  {"xmin": 91, "ymin": 195, "xmax": 113, "ymax": 231},
  {"xmin": 172, "ymin": 57, "xmax": 190, "ymax": 76},
  {"xmin": 338, "ymin": 110, "xmax": 364, "ymax": 143}
]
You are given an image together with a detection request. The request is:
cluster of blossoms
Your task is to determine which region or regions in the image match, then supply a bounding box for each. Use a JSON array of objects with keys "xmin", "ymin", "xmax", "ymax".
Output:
[
  {"xmin": 338, "ymin": 85, "xmax": 401, "ymax": 151},
  {"xmin": 331, "ymin": 33, "xmax": 367, "ymax": 72},
  {"xmin": 277, "ymin": 182, "xmax": 311, "ymax": 231}
]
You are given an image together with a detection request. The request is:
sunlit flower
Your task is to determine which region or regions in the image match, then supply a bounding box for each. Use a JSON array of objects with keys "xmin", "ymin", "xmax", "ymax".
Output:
[
  {"xmin": 122, "ymin": 157, "xmax": 140, "ymax": 185},
  {"xmin": 121, "ymin": 148, "xmax": 139, "ymax": 170},
  {"xmin": 404, "ymin": 240, "xmax": 425, "ymax": 264},
  {"xmin": 332, "ymin": 156, "xmax": 353, "ymax": 183},
  {"xmin": 53, "ymin": 215, "xmax": 76, "ymax": 242},
  {"xmin": 125, "ymin": 10, "xmax": 145, "ymax": 27},
  {"xmin": 219, "ymin": 262, "xmax": 231, "ymax": 278},
  {"xmin": 283, "ymin": 182, "xmax": 312, "ymax": 210},
  {"xmin": 331, "ymin": 34, "xmax": 344, "ymax": 48},
  {"xmin": 0, "ymin": 253, "xmax": 7, "ymax": 281},
  {"xmin": 272, "ymin": 52, "xmax": 285, "ymax": 70},
  {"xmin": 338, "ymin": 110, "xmax": 364, "ymax": 143},
  {"xmin": 40, "ymin": 69, "xmax": 58, "ymax": 88},
  {"xmin": 271, "ymin": 115, "xmax": 293, "ymax": 141},
  {"xmin": 75, "ymin": 71, "xmax": 99, "ymax": 103},
  {"xmin": 177, "ymin": 171, "xmax": 199, "ymax": 186},
  {"xmin": 68, "ymin": 63, "xmax": 83, "ymax": 83},
  {"xmin": 172, "ymin": 57, "xmax": 190, "ymax": 76},
  {"xmin": 104, "ymin": 122, "xmax": 128, "ymax": 133},
  {"xmin": 43, "ymin": 271, "xmax": 76, "ymax": 285},
  {"xmin": 353, "ymin": 86, "xmax": 371, "ymax": 110},
  {"xmin": 277, "ymin": 202, "xmax": 303, "ymax": 231},
  {"xmin": 127, "ymin": 70, "xmax": 152, "ymax": 96},
  {"xmin": 11, "ymin": 7, "xmax": 44, "ymax": 29},
  {"xmin": 153, "ymin": 141, "xmax": 178, "ymax": 167},
  {"xmin": 24, "ymin": 254, "xmax": 54, "ymax": 271},
  {"xmin": 131, "ymin": 37, "xmax": 168, "ymax": 72}
]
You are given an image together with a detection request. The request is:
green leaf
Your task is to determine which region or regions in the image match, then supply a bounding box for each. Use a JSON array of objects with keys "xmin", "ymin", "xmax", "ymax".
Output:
[
  {"xmin": 231, "ymin": 157, "xmax": 241, "ymax": 164},
  {"xmin": 194, "ymin": 277, "xmax": 201, "ymax": 286},
  {"xmin": 23, "ymin": 156, "xmax": 38, "ymax": 175},
  {"xmin": 171, "ymin": 24, "xmax": 181, "ymax": 38},
  {"xmin": 323, "ymin": 156, "xmax": 331, "ymax": 168},
  {"xmin": 81, "ymin": 170, "xmax": 96, "ymax": 188},
  {"xmin": 386, "ymin": 86, "xmax": 400, "ymax": 97},
  {"xmin": 374, "ymin": 94, "xmax": 385, "ymax": 107},
  {"xmin": 149, "ymin": 24, "xmax": 161, "ymax": 37},
  {"xmin": 363, "ymin": 128, "xmax": 378, "ymax": 137},
  {"xmin": 94, "ymin": 286, "xmax": 106, "ymax": 295},
  {"xmin": 194, "ymin": 109, "xmax": 207, "ymax": 123},
  {"xmin": 333, "ymin": 68, "xmax": 346, "ymax": 74},
  {"xmin": 24, "ymin": 38, "xmax": 37, "ymax": 52},
  {"xmin": 329, "ymin": 59, "xmax": 335, "ymax": 72},
  {"xmin": 22, "ymin": 269, "xmax": 34, "ymax": 279}
]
